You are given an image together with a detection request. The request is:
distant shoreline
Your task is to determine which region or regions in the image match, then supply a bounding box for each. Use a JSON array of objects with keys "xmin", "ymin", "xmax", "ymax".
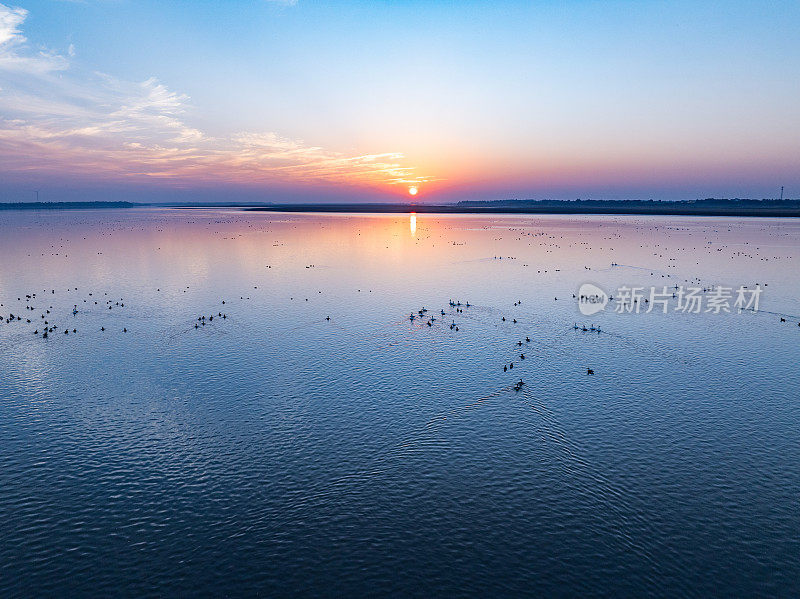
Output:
[
  {"xmin": 0, "ymin": 201, "xmax": 136, "ymax": 211},
  {"xmin": 2, "ymin": 199, "xmax": 798, "ymax": 217},
  {"xmin": 240, "ymin": 200, "xmax": 800, "ymax": 218}
]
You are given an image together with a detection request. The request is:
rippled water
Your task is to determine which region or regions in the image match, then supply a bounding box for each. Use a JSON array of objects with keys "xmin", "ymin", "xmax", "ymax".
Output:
[{"xmin": 1, "ymin": 208, "xmax": 799, "ymax": 596}]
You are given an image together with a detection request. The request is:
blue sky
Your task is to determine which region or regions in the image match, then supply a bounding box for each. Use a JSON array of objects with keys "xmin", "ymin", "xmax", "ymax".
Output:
[{"xmin": 1, "ymin": 0, "xmax": 798, "ymax": 202}]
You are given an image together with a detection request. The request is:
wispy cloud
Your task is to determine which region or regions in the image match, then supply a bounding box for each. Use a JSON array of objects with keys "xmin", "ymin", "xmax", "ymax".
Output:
[
  {"xmin": 0, "ymin": 4, "xmax": 68, "ymax": 74},
  {"xmin": 0, "ymin": 2, "xmax": 430, "ymax": 192}
]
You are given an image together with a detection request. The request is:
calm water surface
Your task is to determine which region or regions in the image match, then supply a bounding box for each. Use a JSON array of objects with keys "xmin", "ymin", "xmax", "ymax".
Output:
[{"xmin": 1, "ymin": 208, "xmax": 799, "ymax": 596}]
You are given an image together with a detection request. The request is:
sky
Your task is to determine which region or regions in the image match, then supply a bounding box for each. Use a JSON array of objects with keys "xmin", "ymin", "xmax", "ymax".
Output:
[{"xmin": 0, "ymin": 0, "xmax": 798, "ymax": 203}]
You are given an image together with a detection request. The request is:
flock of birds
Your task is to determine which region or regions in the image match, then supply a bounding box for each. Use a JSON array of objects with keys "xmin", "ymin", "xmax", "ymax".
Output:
[
  {"xmin": 2, "ymin": 215, "xmax": 798, "ymax": 402},
  {"xmin": 194, "ymin": 312, "xmax": 228, "ymax": 328},
  {"xmin": 5, "ymin": 275, "xmax": 794, "ymax": 390},
  {"xmin": 0, "ymin": 285, "xmax": 246, "ymax": 340},
  {"xmin": 0, "ymin": 280, "xmax": 602, "ymax": 390},
  {"xmin": 407, "ymin": 298, "xmax": 596, "ymax": 386},
  {"xmin": 0, "ymin": 289, "xmax": 133, "ymax": 338}
]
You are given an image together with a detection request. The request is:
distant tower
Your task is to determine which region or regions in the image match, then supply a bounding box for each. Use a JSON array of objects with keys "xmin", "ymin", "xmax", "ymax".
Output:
[
  {"xmin": 780, "ymin": 186, "xmax": 784, "ymax": 201},
  {"xmin": 35, "ymin": 190, "xmax": 39, "ymax": 202}
]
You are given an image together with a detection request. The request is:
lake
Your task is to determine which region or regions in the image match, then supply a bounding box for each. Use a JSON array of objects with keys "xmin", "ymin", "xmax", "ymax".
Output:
[{"xmin": 1, "ymin": 208, "xmax": 798, "ymax": 596}]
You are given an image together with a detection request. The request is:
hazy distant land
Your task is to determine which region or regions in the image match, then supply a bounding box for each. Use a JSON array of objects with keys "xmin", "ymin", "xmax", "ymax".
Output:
[
  {"xmin": 0, "ymin": 202, "xmax": 136, "ymax": 211},
  {"xmin": 243, "ymin": 198, "xmax": 800, "ymax": 217},
  {"xmin": 2, "ymin": 199, "xmax": 799, "ymax": 217}
]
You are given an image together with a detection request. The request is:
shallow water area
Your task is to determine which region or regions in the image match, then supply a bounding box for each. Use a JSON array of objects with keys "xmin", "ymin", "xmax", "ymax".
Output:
[{"xmin": 1, "ymin": 207, "xmax": 799, "ymax": 596}]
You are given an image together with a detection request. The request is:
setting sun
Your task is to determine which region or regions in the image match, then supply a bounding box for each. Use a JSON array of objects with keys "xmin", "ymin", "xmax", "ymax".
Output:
[{"xmin": 408, "ymin": 186, "xmax": 418, "ymax": 196}]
